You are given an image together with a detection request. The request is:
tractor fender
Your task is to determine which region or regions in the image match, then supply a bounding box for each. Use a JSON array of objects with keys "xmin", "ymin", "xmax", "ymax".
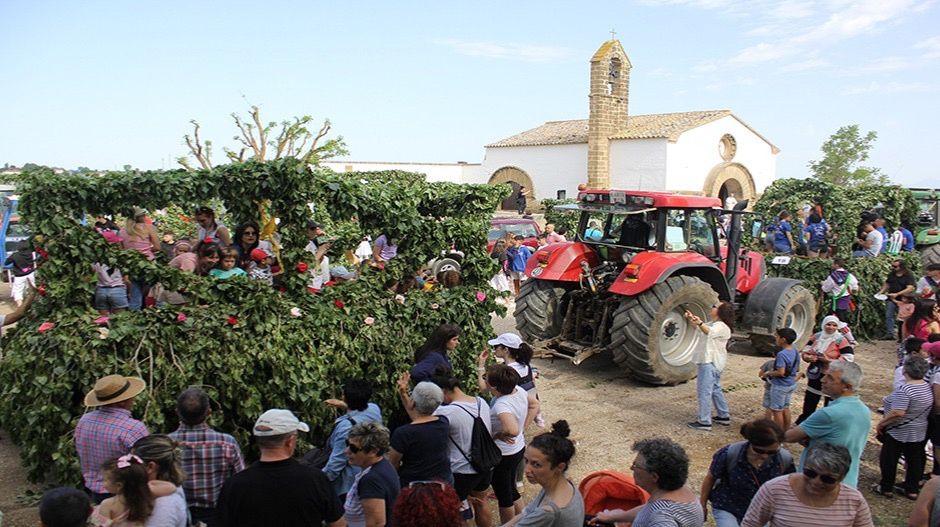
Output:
[
  {"xmin": 607, "ymin": 252, "xmax": 732, "ymax": 299},
  {"xmin": 524, "ymin": 242, "xmax": 600, "ymax": 282},
  {"xmin": 740, "ymin": 277, "xmax": 804, "ymax": 335}
]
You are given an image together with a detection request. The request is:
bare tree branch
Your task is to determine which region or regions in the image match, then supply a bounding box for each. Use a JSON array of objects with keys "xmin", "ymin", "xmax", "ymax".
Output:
[
  {"xmin": 180, "ymin": 120, "xmax": 213, "ymax": 170},
  {"xmin": 301, "ymin": 120, "xmax": 332, "ymax": 164}
]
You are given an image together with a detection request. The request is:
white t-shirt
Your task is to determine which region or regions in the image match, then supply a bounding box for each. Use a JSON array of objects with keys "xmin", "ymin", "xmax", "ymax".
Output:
[
  {"xmin": 865, "ymin": 229, "xmax": 884, "ymax": 256},
  {"xmin": 491, "ymin": 388, "xmax": 528, "ymax": 456},
  {"xmin": 433, "ymin": 397, "xmax": 492, "ymax": 474},
  {"xmin": 145, "ymin": 486, "xmax": 187, "ymax": 527},
  {"xmin": 696, "ymin": 321, "xmax": 731, "ymax": 371}
]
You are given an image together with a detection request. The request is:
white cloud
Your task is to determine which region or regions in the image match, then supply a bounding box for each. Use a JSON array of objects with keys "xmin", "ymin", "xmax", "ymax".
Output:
[
  {"xmin": 845, "ymin": 81, "xmax": 935, "ymax": 94},
  {"xmin": 844, "ymin": 56, "xmax": 913, "ymax": 74},
  {"xmin": 771, "ymin": 0, "xmax": 816, "ymax": 19},
  {"xmin": 434, "ymin": 39, "xmax": 574, "ymax": 63},
  {"xmin": 731, "ymin": 42, "xmax": 796, "ymax": 63},
  {"xmin": 914, "ymin": 35, "xmax": 940, "ymax": 58},
  {"xmin": 779, "ymin": 58, "xmax": 830, "ymax": 72}
]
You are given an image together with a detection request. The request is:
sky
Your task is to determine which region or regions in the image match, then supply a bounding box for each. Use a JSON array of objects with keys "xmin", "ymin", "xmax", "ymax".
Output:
[{"xmin": 1, "ymin": 0, "xmax": 938, "ymax": 187}]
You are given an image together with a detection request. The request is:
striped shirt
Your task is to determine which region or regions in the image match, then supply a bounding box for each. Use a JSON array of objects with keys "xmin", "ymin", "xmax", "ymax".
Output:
[
  {"xmin": 169, "ymin": 422, "xmax": 245, "ymax": 509},
  {"xmin": 884, "ymin": 381, "xmax": 934, "ymax": 443},
  {"xmin": 74, "ymin": 407, "xmax": 149, "ymax": 493},
  {"xmin": 741, "ymin": 475, "xmax": 873, "ymax": 527},
  {"xmin": 633, "ymin": 498, "xmax": 704, "ymax": 527}
]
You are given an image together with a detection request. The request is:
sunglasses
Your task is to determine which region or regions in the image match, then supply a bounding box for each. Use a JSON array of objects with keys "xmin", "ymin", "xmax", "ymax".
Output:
[
  {"xmin": 803, "ymin": 467, "xmax": 839, "ymax": 485},
  {"xmin": 409, "ymin": 480, "xmax": 446, "ymax": 490},
  {"xmin": 345, "ymin": 440, "xmax": 362, "ymax": 454},
  {"xmin": 750, "ymin": 444, "xmax": 779, "ymax": 456}
]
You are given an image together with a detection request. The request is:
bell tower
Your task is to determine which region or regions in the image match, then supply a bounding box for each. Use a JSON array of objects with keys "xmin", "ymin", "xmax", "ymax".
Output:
[{"xmin": 587, "ymin": 39, "xmax": 631, "ymax": 189}]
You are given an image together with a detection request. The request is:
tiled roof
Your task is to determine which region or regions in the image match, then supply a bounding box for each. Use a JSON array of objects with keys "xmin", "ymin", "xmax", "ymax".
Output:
[{"xmin": 486, "ymin": 110, "xmax": 768, "ymax": 148}]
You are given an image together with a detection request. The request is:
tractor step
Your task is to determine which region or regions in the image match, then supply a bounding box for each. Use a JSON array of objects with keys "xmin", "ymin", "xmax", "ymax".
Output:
[{"xmin": 532, "ymin": 338, "xmax": 602, "ymax": 366}]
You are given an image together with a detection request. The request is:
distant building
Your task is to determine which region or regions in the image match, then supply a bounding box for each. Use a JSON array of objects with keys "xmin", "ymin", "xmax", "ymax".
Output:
[{"xmin": 481, "ymin": 39, "xmax": 778, "ymax": 211}]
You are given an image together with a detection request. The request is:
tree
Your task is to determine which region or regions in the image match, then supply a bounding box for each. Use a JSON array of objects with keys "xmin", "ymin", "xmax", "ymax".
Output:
[
  {"xmin": 807, "ymin": 124, "xmax": 887, "ymax": 186},
  {"xmin": 177, "ymin": 105, "xmax": 348, "ymax": 170}
]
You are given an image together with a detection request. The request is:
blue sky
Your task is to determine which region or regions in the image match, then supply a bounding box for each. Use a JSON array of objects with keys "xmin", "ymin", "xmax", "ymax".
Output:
[{"xmin": 2, "ymin": 0, "xmax": 938, "ymax": 186}]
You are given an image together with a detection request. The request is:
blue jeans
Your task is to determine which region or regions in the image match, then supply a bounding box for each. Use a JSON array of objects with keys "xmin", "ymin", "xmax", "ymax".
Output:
[
  {"xmin": 763, "ymin": 383, "xmax": 797, "ymax": 411},
  {"xmin": 127, "ymin": 278, "xmax": 148, "ymax": 311},
  {"xmin": 885, "ymin": 300, "xmax": 898, "ymax": 338},
  {"xmin": 712, "ymin": 508, "xmax": 741, "ymax": 527},
  {"xmin": 697, "ymin": 363, "xmax": 730, "ymax": 425},
  {"xmin": 852, "ymin": 250, "xmax": 875, "ymax": 257}
]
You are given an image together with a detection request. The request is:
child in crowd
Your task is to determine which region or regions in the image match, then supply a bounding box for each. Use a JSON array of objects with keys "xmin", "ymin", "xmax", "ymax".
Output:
[
  {"xmin": 758, "ymin": 328, "xmax": 799, "ymax": 430},
  {"xmin": 5, "ymin": 241, "xmax": 36, "ymax": 307},
  {"xmin": 209, "ymin": 247, "xmax": 246, "ymax": 279},
  {"xmin": 248, "ymin": 248, "xmax": 276, "ymax": 285},
  {"xmin": 90, "ymin": 454, "xmax": 176, "ymax": 526},
  {"xmin": 507, "ymin": 235, "xmax": 532, "ymax": 295},
  {"xmin": 167, "ymin": 239, "xmax": 196, "ymax": 272},
  {"xmin": 489, "ymin": 239, "xmax": 512, "ymax": 296},
  {"xmin": 159, "ymin": 230, "xmax": 177, "ymax": 261},
  {"xmin": 897, "ymin": 293, "xmax": 917, "ymax": 343}
]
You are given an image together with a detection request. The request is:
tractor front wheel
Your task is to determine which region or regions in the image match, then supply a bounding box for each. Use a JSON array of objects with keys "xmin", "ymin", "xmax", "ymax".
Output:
[{"xmin": 610, "ymin": 275, "xmax": 718, "ymax": 385}]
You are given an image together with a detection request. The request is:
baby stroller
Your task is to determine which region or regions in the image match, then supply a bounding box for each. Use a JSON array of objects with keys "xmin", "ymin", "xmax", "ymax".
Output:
[{"xmin": 579, "ymin": 470, "xmax": 649, "ymax": 526}]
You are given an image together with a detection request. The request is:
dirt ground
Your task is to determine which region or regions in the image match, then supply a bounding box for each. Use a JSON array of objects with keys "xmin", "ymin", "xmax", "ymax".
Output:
[{"xmin": 0, "ymin": 292, "xmax": 917, "ymax": 525}]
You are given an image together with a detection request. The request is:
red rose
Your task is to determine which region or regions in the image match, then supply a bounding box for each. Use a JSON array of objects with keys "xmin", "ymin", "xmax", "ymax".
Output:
[
  {"xmin": 227, "ymin": 315, "xmax": 238, "ymax": 325},
  {"xmin": 296, "ymin": 262, "xmax": 309, "ymax": 273},
  {"xmin": 176, "ymin": 313, "xmax": 187, "ymax": 323},
  {"xmin": 37, "ymin": 285, "xmax": 47, "ymax": 297},
  {"xmin": 203, "ymin": 237, "xmax": 214, "ymax": 244},
  {"xmin": 334, "ymin": 299, "xmax": 345, "ymax": 309},
  {"xmin": 38, "ymin": 321, "xmax": 55, "ymax": 333}
]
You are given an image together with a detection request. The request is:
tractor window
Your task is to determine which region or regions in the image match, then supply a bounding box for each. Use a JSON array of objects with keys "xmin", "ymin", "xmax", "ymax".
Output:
[
  {"xmin": 664, "ymin": 210, "xmax": 688, "ymax": 252},
  {"xmin": 689, "ymin": 210, "xmax": 717, "ymax": 257}
]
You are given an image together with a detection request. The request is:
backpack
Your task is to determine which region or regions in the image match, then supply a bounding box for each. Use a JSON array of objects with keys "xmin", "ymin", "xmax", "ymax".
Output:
[
  {"xmin": 301, "ymin": 415, "xmax": 356, "ymax": 469},
  {"xmin": 448, "ymin": 399, "xmax": 502, "ymax": 473},
  {"xmin": 721, "ymin": 441, "xmax": 793, "ymax": 482}
]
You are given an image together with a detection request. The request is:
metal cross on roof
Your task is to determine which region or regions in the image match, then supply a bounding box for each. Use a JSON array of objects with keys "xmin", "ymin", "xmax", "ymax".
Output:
[{"xmin": 610, "ymin": 29, "xmax": 617, "ymax": 40}]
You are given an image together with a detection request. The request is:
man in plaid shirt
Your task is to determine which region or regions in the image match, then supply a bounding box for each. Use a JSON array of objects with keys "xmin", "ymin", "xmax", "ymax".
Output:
[
  {"xmin": 169, "ymin": 387, "xmax": 244, "ymax": 525},
  {"xmin": 74, "ymin": 374, "xmax": 149, "ymax": 503}
]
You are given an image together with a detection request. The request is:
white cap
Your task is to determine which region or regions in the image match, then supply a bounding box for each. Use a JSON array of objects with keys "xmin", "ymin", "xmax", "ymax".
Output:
[
  {"xmin": 253, "ymin": 409, "xmax": 310, "ymax": 437},
  {"xmin": 488, "ymin": 333, "xmax": 523, "ymax": 349}
]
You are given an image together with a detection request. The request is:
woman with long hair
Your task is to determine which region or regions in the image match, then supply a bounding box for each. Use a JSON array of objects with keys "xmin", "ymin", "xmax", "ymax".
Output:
[
  {"xmin": 131, "ymin": 434, "xmax": 187, "ymax": 527},
  {"xmin": 411, "ymin": 324, "xmax": 459, "ymax": 383},
  {"xmin": 194, "ymin": 240, "xmax": 222, "ymax": 277},
  {"xmin": 503, "ymin": 420, "xmax": 584, "ymax": 526},
  {"xmin": 119, "ymin": 207, "xmax": 161, "ymax": 310},
  {"xmin": 194, "ymin": 206, "xmax": 231, "ymax": 247},
  {"xmin": 685, "ymin": 302, "xmax": 735, "ymax": 431},
  {"xmin": 233, "ymin": 220, "xmax": 270, "ymax": 270},
  {"xmin": 488, "ymin": 333, "xmax": 541, "ymax": 427},
  {"xmin": 700, "ymin": 419, "xmax": 794, "ymax": 526}
]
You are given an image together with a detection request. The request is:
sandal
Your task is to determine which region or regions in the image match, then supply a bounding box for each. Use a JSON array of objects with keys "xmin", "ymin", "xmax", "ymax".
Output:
[{"xmin": 870, "ymin": 484, "xmax": 894, "ymax": 498}]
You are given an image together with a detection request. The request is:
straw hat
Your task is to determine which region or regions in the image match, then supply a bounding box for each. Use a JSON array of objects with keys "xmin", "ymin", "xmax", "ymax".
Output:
[{"xmin": 84, "ymin": 374, "xmax": 146, "ymax": 407}]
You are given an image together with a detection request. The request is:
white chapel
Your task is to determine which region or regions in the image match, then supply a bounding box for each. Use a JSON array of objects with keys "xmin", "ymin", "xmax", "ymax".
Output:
[{"xmin": 480, "ymin": 39, "xmax": 779, "ymax": 211}]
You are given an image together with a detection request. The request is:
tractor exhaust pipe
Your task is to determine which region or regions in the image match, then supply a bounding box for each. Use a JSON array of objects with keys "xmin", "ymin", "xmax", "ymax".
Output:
[{"xmin": 724, "ymin": 199, "xmax": 749, "ymax": 295}]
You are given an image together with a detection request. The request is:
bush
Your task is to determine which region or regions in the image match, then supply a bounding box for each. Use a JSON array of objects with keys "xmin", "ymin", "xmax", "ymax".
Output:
[
  {"xmin": 763, "ymin": 252, "xmax": 922, "ymax": 339},
  {"xmin": 0, "ymin": 159, "xmax": 509, "ymax": 484},
  {"xmin": 750, "ymin": 178, "xmax": 918, "ymax": 255},
  {"xmin": 541, "ymin": 198, "xmax": 578, "ymax": 237}
]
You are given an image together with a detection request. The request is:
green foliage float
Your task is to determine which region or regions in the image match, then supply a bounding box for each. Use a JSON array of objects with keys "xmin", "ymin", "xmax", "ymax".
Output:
[
  {"xmin": 541, "ymin": 198, "xmax": 578, "ymax": 237},
  {"xmin": 0, "ymin": 159, "xmax": 509, "ymax": 484},
  {"xmin": 763, "ymin": 253, "xmax": 922, "ymax": 340},
  {"xmin": 751, "ymin": 178, "xmax": 918, "ymax": 256}
]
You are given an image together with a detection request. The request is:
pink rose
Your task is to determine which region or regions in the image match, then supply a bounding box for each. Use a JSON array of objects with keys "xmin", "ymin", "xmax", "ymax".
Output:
[
  {"xmin": 176, "ymin": 312, "xmax": 187, "ymax": 323},
  {"xmin": 93, "ymin": 315, "xmax": 110, "ymax": 326},
  {"xmin": 38, "ymin": 322, "xmax": 55, "ymax": 333},
  {"xmin": 364, "ymin": 316, "xmax": 375, "ymax": 326},
  {"xmin": 475, "ymin": 291, "xmax": 486, "ymax": 302}
]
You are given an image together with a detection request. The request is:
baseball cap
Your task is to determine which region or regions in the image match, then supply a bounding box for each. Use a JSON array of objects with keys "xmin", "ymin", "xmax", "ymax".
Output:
[
  {"xmin": 924, "ymin": 341, "xmax": 940, "ymax": 360},
  {"xmin": 488, "ymin": 333, "xmax": 523, "ymax": 349},
  {"xmin": 250, "ymin": 248, "xmax": 271, "ymax": 262},
  {"xmin": 306, "ymin": 221, "xmax": 323, "ymax": 230},
  {"xmin": 253, "ymin": 409, "xmax": 310, "ymax": 436}
]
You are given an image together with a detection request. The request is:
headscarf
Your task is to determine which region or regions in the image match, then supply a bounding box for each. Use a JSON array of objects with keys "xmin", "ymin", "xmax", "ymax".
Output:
[{"xmin": 812, "ymin": 315, "xmax": 844, "ymax": 354}]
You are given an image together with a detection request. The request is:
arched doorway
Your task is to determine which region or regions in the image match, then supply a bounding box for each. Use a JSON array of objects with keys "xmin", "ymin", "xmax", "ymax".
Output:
[
  {"xmin": 488, "ymin": 166, "xmax": 535, "ymax": 211},
  {"xmin": 703, "ymin": 163, "xmax": 756, "ymax": 206}
]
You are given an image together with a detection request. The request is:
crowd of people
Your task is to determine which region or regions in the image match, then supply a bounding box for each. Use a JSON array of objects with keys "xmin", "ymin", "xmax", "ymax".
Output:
[{"xmin": 763, "ymin": 203, "xmax": 916, "ymax": 258}]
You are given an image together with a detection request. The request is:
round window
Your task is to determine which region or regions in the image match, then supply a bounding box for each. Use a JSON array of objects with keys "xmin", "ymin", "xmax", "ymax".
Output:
[{"xmin": 719, "ymin": 134, "xmax": 737, "ymax": 161}]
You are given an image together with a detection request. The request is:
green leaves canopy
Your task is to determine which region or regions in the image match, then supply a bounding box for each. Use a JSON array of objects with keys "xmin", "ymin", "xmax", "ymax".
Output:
[{"xmin": 1, "ymin": 159, "xmax": 509, "ymax": 484}]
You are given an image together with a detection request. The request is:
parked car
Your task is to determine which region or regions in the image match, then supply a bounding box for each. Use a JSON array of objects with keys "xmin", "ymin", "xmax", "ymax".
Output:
[
  {"xmin": 487, "ymin": 217, "xmax": 541, "ymax": 252},
  {"xmin": 1, "ymin": 196, "xmax": 32, "ymax": 275}
]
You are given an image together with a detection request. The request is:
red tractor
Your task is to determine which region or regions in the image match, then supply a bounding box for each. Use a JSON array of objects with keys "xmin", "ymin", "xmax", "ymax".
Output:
[{"xmin": 514, "ymin": 189, "xmax": 816, "ymax": 385}]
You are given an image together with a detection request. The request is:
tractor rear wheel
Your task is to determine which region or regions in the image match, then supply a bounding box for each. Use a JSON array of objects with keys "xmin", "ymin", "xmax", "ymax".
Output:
[
  {"xmin": 748, "ymin": 284, "xmax": 816, "ymax": 355},
  {"xmin": 610, "ymin": 275, "xmax": 718, "ymax": 385},
  {"xmin": 515, "ymin": 279, "xmax": 571, "ymax": 341},
  {"xmin": 921, "ymin": 244, "xmax": 940, "ymax": 267}
]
